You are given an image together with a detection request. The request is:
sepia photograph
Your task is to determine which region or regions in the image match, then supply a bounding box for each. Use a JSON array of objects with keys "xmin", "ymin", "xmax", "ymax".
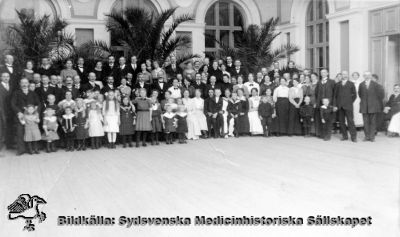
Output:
[{"xmin": 0, "ymin": 0, "xmax": 399, "ymax": 236}]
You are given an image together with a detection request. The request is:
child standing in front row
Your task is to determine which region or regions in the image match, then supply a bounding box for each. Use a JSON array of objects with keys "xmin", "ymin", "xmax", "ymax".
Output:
[
  {"xmin": 88, "ymin": 101, "xmax": 104, "ymax": 149},
  {"xmin": 22, "ymin": 105, "xmax": 41, "ymax": 154},
  {"xmin": 119, "ymin": 96, "xmax": 136, "ymax": 148},
  {"xmin": 320, "ymin": 98, "xmax": 334, "ymax": 141},
  {"xmin": 103, "ymin": 90, "xmax": 120, "ymax": 149},
  {"xmin": 162, "ymin": 105, "xmax": 176, "ymax": 144},
  {"xmin": 299, "ymin": 96, "xmax": 314, "ymax": 137},
  {"xmin": 61, "ymin": 107, "xmax": 76, "ymax": 151},
  {"xmin": 42, "ymin": 107, "xmax": 59, "ymax": 152},
  {"xmin": 150, "ymin": 91, "xmax": 163, "ymax": 145},
  {"xmin": 175, "ymin": 105, "xmax": 188, "ymax": 144},
  {"xmin": 75, "ymin": 98, "xmax": 89, "ymax": 151},
  {"xmin": 258, "ymin": 95, "xmax": 275, "ymax": 137}
]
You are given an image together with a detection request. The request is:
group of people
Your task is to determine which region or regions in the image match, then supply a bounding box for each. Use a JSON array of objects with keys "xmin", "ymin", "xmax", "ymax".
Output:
[{"xmin": 0, "ymin": 54, "xmax": 399, "ymax": 156}]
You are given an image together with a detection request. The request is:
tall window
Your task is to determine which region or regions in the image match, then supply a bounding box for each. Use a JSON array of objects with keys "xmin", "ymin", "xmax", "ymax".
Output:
[
  {"xmin": 205, "ymin": 1, "xmax": 244, "ymax": 56},
  {"xmin": 111, "ymin": 0, "xmax": 158, "ymax": 58},
  {"xmin": 306, "ymin": 0, "xmax": 329, "ymax": 72}
]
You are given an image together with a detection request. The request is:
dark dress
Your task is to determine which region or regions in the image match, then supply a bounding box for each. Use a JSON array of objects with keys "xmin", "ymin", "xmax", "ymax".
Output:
[
  {"xmin": 61, "ymin": 115, "xmax": 77, "ymax": 138},
  {"xmin": 151, "ymin": 103, "xmax": 163, "ymax": 132},
  {"xmin": 288, "ymin": 98, "xmax": 302, "ymax": 135},
  {"xmin": 175, "ymin": 113, "xmax": 188, "ymax": 133},
  {"xmin": 119, "ymin": 105, "xmax": 136, "ymax": 135},
  {"xmin": 163, "ymin": 113, "xmax": 176, "ymax": 133},
  {"xmin": 236, "ymin": 98, "xmax": 250, "ymax": 134},
  {"xmin": 75, "ymin": 111, "xmax": 88, "ymax": 140},
  {"xmin": 275, "ymin": 97, "xmax": 289, "ymax": 134}
]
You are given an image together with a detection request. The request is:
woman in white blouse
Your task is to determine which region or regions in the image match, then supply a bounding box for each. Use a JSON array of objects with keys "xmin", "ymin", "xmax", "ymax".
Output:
[
  {"xmin": 273, "ymin": 78, "xmax": 290, "ymax": 135},
  {"xmin": 191, "ymin": 89, "xmax": 208, "ymax": 137},
  {"xmin": 288, "ymin": 78, "xmax": 303, "ymax": 136},
  {"xmin": 232, "ymin": 75, "xmax": 250, "ymax": 97}
]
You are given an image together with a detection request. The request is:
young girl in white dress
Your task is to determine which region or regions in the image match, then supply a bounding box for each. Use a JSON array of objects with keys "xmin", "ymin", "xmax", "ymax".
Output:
[
  {"xmin": 182, "ymin": 89, "xmax": 201, "ymax": 140},
  {"xmin": 248, "ymin": 88, "xmax": 264, "ymax": 135},
  {"xmin": 88, "ymin": 101, "xmax": 104, "ymax": 149},
  {"xmin": 103, "ymin": 90, "xmax": 120, "ymax": 149}
]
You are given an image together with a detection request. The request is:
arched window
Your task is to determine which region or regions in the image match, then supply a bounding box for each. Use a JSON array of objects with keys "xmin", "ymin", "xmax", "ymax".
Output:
[
  {"xmin": 306, "ymin": 0, "xmax": 329, "ymax": 72},
  {"xmin": 111, "ymin": 0, "xmax": 158, "ymax": 58},
  {"xmin": 205, "ymin": 1, "xmax": 244, "ymax": 56}
]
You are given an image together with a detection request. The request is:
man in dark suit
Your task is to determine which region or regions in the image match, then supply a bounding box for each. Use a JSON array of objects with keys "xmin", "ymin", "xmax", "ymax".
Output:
[
  {"xmin": 207, "ymin": 88, "xmax": 224, "ymax": 138},
  {"xmin": 358, "ymin": 71, "xmax": 384, "ymax": 142},
  {"xmin": 231, "ymin": 59, "xmax": 248, "ymax": 80},
  {"xmin": 208, "ymin": 60, "xmax": 223, "ymax": 84},
  {"xmin": 115, "ymin": 56, "xmax": 130, "ymax": 86},
  {"xmin": 62, "ymin": 76, "xmax": 79, "ymax": 99},
  {"xmin": 165, "ymin": 56, "xmax": 182, "ymax": 79},
  {"xmin": 268, "ymin": 61, "xmax": 281, "ymax": 79},
  {"xmin": 192, "ymin": 73, "xmax": 207, "ymax": 98},
  {"xmin": 151, "ymin": 73, "xmax": 168, "ymax": 101},
  {"xmin": 104, "ymin": 55, "xmax": 118, "ymax": 81},
  {"xmin": 81, "ymin": 72, "xmax": 101, "ymax": 95},
  {"xmin": 128, "ymin": 55, "xmax": 140, "ymax": 84},
  {"xmin": 315, "ymin": 69, "xmax": 336, "ymax": 138},
  {"xmin": 204, "ymin": 89, "xmax": 214, "ymax": 138},
  {"xmin": 101, "ymin": 76, "xmax": 117, "ymax": 95},
  {"xmin": 0, "ymin": 72, "xmax": 13, "ymax": 150},
  {"xmin": 225, "ymin": 56, "xmax": 235, "ymax": 75},
  {"xmin": 74, "ymin": 57, "xmax": 88, "ymax": 84},
  {"xmin": 204, "ymin": 76, "xmax": 221, "ymax": 98},
  {"xmin": 0, "ymin": 54, "xmax": 19, "ymax": 90},
  {"xmin": 49, "ymin": 75, "xmax": 64, "ymax": 103},
  {"xmin": 36, "ymin": 57, "xmax": 58, "ymax": 77},
  {"xmin": 35, "ymin": 75, "xmax": 56, "ymax": 105},
  {"xmin": 11, "ymin": 78, "xmax": 41, "ymax": 155},
  {"xmin": 132, "ymin": 73, "xmax": 151, "ymax": 97},
  {"xmin": 199, "ymin": 57, "xmax": 210, "ymax": 73},
  {"xmin": 333, "ymin": 71, "xmax": 357, "ymax": 142}
]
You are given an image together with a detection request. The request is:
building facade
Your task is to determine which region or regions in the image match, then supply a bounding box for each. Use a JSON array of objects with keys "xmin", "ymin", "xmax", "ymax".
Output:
[{"xmin": 0, "ymin": 0, "xmax": 399, "ymax": 94}]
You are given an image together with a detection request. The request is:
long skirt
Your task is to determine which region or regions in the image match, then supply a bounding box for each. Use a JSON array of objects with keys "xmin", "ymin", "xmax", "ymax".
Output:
[
  {"xmin": 275, "ymin": 97, "xmax": 289, "ymax": 134},
  {"xmin": 288, "ymin": 98, "xmax": 302, "ymax": 135},
  {"xmin": 248, "ymin": 110, "xmax": 263, "ymax": 135},
  {"xmin": 388, "ymin": 112, "xmax": 400, "ymax": 133},
  {"xmin": 193, "ymin": 109, "xmax": 208, "ymax": 131},
  {"xmin": 136, "ymin": 111, "xmax": 152, "ymax": 131},
  {"xmin": 186, "ymin": 112, "xmax": 201, "ymax": 140},
  {"xmin": 151, "ymin": 116, "xmax": 163, "ymax": 133},
  {"xmin": 236, "ymin": 113, "xmax": 250, "ymax": 134}
]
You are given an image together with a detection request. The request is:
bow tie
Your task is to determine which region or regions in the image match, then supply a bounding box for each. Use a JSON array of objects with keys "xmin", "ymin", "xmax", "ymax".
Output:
[
  {"xmin": 249, "ymin": 84, "xmax": 254, "ymax": 86},
  {"xmin": 174, "ymin": 88, "xmax": 178, "ymax": 90},
  {"xmin": 78, "ymin": 66, "xmax": 83, "ymax": 68}
]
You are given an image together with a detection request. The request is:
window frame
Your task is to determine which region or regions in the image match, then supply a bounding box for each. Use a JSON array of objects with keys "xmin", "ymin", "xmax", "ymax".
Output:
[
  {"xmin": 306, "ymin": 0, "xmax": 329, "ymax": 73},
  {"xmin": 205, "ymin": 1, "xmax": 245, "ymax": 55}
]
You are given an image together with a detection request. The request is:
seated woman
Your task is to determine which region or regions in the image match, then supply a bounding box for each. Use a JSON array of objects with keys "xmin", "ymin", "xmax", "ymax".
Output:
[{"xmin": 384, "ymin": 84, "xmax": 400, "ymax": 136}]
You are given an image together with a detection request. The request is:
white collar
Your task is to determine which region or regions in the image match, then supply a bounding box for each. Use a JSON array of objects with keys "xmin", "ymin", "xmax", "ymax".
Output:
[
  {"xmin": 62, "ymin": 114, "xmax": 75, "ymax": 119},
  {"xmin": 163, "ymin": 112, "xmax": 175, "ymax": 118}
]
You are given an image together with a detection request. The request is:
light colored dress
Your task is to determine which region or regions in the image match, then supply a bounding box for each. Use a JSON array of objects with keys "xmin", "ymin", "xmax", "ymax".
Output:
[
  {"xmin": 182, "ymin": 98, "xmax": 201, "ymax": 140},
  {"xmin": 23, "ymin": 114, "xmax": 41, "ymax": 142},
  {"xmin": 192, "ymin": 97, "xmax": 208, "ymax": 131},
  {"xmin": 103, "ymin": 100, "xmax": 120, "ymax": 133},
  {"xmin": 351, "ymin": 78, "xmax": 364, "ymax": 127},
  {"xmin": 248, "ymin": 96, "xmax": 264, "ymax": 135},
  {"xmin": 88, "ymin": 109, "xmax": 104, "ymax": 137}
]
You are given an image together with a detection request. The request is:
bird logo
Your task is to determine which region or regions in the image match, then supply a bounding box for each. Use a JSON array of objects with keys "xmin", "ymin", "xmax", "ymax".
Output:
[{"xmin": 7, "ymin": 194, "xmax": 47, "ymax": 231}]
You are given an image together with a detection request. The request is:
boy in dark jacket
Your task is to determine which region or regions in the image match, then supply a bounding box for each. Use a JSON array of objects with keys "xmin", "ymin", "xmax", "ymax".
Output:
[
  {"xmin": 299, "ymin": 96, "xmax": 314, "ymax": 137},
  {"xmin": 258, "ymin": 96, "xmax": 274, "ymax": 137},
  {"xmin": 320, "ymin": 98, "xmax": 334, "ymax": 141}
]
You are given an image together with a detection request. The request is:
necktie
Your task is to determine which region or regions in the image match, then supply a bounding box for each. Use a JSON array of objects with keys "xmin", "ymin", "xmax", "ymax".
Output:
[{"xmin": 4, "ymin": 83, "xmax": 9, "ymax": 91}]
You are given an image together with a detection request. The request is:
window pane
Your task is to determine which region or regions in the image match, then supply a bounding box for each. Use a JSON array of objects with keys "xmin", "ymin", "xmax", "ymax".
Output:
[
  {"xmin": 308, "ymin": 49, "xmax": 314, "ymax": 69},
  {"xmin": 234, "ymin": 6, "xmax": 243, "ymax": 26},
  {"xmin": 220, "ymin": 30, "xmax": 230, "ymax": 47},
  {"xmin": 318, "ymin": 47, "xmax": 324, "ymax": 67},
  {"xmin": 317, "ymin": 0, "xmax": 324, "ymax": 19},
  {"xmin": 205, "ymin": 30, "xmax": 216, "ymax": 48},
  {"xmin": 317, "ymin": 23, "xmax": 324, "ymax": 43},
  {"xmin": 307, "ymin": 26, "xmax": 314, "ymax": 44},
  {"xmin": 326, "ymin": 46, "xmax": 329, "ymax": 68},
  {"xmin": 326, "ymin": 22, "xmax": 329, "ymax": 42},
  {"xmin": 307, "ymin": 1, "xmax": 313, "ymax": 22},
  {"xmin": 219, "ymin": 2, "xmax": 229, "ymax": 26},
  {"xmin": 205, "ymin": 4, "xmax": 215, "ymax": 25},
  {"xmin": 233, "ymin": 31, "xmax": 241, "ymax": 47}
]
